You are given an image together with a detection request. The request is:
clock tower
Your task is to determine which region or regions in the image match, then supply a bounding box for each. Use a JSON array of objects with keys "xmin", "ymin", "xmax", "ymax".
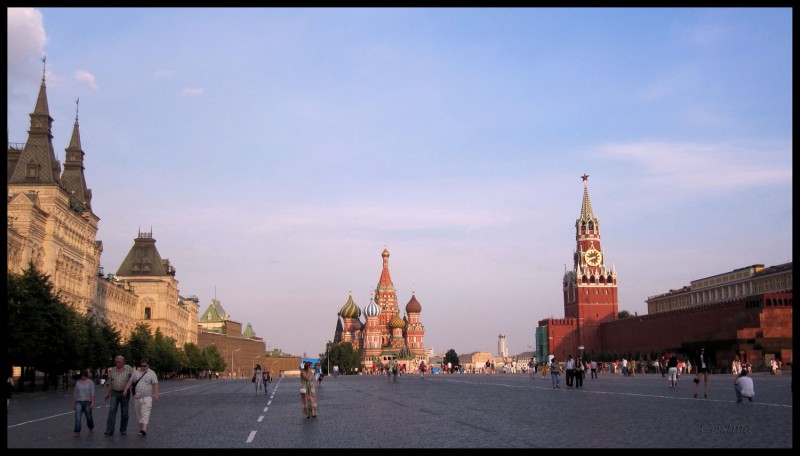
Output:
[{"xmin": 563, "ymin": 174, "xmax": 618, "ymax": 354}]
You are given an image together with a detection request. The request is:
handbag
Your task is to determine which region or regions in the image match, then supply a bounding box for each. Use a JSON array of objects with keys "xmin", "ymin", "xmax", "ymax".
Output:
[
  {"xmin": 252, "ymin": 374, "xmax": 256, "ymax": 383},
  {"xmin": 300, "ymin": 387, "xmax": 307, "ymax": 394}
]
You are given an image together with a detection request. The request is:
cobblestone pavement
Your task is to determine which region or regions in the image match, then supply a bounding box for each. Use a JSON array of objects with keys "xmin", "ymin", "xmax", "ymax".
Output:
[{"xmin": 6, "ymin": 370, "xmax": 792, "ymax": 448}]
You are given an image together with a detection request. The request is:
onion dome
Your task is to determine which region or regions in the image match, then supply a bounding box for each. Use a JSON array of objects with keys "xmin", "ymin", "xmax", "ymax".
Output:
[
  {"xmin": 338, "ymin": 293, "xmax": 361, "ymax": 319},
  {"xmin": 364, "ymin": 297, "xmax": 381, "ymax": 318},
  {"xmin": 382, "ymin": 248, "xmax": 390, "ymax": 258},
  {"xmin": 389, "ymin": 314, "xmax": 405, "ymax": 329},
  {"xmin": 405, "ymin": 293, "xmax": 422, "ymax": 313}
]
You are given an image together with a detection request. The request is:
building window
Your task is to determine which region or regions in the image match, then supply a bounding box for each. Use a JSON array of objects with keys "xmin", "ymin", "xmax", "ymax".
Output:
[
  {"xmin": 26, "ymin": 162, "xmax": 40, "ymax": 179},
  {"xmin": 145, "ymin": 307, "xmax": 151, "ymax": 319}
]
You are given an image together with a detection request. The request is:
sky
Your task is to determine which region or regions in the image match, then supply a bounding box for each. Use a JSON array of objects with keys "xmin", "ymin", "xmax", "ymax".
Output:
[{"xmin": 6, "ymin": 7, "xmax": 793, "ymax": 358}]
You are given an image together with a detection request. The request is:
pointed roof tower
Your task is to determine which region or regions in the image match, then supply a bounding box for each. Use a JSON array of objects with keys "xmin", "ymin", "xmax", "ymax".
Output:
[
  {"xmin": 116, "ymin": 229, "xmax": 169, "ymax": 276},
  {"xmin": 377, "ymin": 247, "xmax": 395, "ymax": 291},
  {"xmin": 9, "ymin": 56, "xmax": 62, "ymax": 185},
  {"xmin": 579, "ymin": 173, "xmax": 594, "ymax": 222},
  {"xmin": 199, "ymin": 298, "xmax": 230, "ymax": 322},
  {"xmin": 60, "ymin": 98, "xmax": 92, "ymax": 210}
]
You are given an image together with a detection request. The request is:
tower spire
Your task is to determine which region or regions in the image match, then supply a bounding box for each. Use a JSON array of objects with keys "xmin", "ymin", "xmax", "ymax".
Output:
[
  {"xmin": 61, "ymin": 97, "xmax": 91, "ymax": 209},
  {"xmin": 8, "ymin": 57, "xmax": 61, "ymax": 185},
  {"xmin": 580, "ymin": 173, "xmax": 594, "ymax": 220}
]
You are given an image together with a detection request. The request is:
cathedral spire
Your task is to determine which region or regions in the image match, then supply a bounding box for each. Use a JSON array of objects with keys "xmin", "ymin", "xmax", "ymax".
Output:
[
  {"xmin": 61, "ymin": 97, "xmax": 92, "ymax": 210},
  {"xmin": 8, "ymin": 57, "xmax": 61, "ymax": 185}
]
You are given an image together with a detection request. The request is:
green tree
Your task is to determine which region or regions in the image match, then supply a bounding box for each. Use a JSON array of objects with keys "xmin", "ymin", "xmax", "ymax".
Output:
[
  {"xmin": 7, "ymin": 262, "xmax": 80, "ymax": 390},
  {"xmin": 321, "ymin": 342, "xmax": 362, "ymax": 375},
  {"xmin": 202, "ymin": 345, "xmax": 225, "ymax": 373},
  {"xmin": 126, "ymin": 323, "xmax": 154, "ymax": 366},
  {"xmin": 150, "ymin": 328, "xmax": 182, "ymax": 374},
  {"xmin": 618, "ymin": 310, "xmax": 632, "ymax": 319},
  {"xmin": 444, "ymin": 349, "xmax": 460, "ymax": 369},
  {"xmin": 183, "ymin": 343, "xmax": 203, "ymax": 376}
]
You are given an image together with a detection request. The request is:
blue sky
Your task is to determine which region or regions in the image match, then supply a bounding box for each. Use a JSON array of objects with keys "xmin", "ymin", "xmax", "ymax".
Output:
[{"xmin": 7, "ymin": 8, "xmax": 792, "ymax": 358}]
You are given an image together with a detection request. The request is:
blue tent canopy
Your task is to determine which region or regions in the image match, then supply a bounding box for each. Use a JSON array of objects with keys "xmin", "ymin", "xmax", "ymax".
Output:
[{"xmin": 300, "ymin": 357, "xmax": 320, "ymax": 369}]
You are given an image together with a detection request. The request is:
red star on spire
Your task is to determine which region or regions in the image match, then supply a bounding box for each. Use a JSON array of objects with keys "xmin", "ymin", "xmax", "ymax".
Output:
[{"xmin": 581, "ymin": 173, "xmax": 589, "ymax": 182}]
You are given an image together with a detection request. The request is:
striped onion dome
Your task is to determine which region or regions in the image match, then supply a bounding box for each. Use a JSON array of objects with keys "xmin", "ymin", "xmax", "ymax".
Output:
[
  {"xmin": 364, "ymin": 297, "xmax": 381, "ymax": 318},
  {"xmin": 405, "ymin": 293, "xmax": 422, "ymax": 313},
  {"xmin": 389, "ymin": 314, "xmax": 405, "ymax": 329},
  {"xmin": 338, "ymin": 293, "xmax": 361, "ymax": 319}
]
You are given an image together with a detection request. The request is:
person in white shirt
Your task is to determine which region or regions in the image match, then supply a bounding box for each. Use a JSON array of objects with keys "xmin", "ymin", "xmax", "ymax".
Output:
[
  {"xmin": 734, "ymin": 370, "xmax": 755, "ymax": 403},
  {"xmin": 565, "ymin": 355, "xmax": 576, "ymax": 388}
]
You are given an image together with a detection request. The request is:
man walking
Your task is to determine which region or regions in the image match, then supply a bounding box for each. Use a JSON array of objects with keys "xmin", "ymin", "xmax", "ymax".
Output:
[
  {"xmin": 104, "ymin": 355, "xmax": 133, "ymax": 436},
  {"xmin": 123, "ymin": 357, "xmax": 159, "ymax": 436}
]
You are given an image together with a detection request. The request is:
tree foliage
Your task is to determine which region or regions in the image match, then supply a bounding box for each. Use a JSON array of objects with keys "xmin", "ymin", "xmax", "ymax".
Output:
[
  {"xmin": 320, "ymin": 341, "xmax": 362, "ymax": 375},
  {"xmin": 444, "ymin": 349, "xmax": 460, "ymax": 368},
  {"xmin": 618, "ymin": 310, "xmax": 632, "ymax": 319}
]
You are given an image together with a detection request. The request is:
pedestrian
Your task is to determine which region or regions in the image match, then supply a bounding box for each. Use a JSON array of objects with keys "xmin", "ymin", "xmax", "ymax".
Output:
[
  {"xmin": 333, "ymin": 365, "xmax": 339, "ymax": 378},
  {"xmin": 72, "ymin": 369, "xmax": 96, "ymax": 437},
  {"xmin": 574, "ymin": 356, "xmax": 585, "ymax": 388},
  {"xmin": 528, "ymin": 358, "xmax": 536, "ymax": 380},
  {"xmin": 692, "ymin": 348, "xmax": 711, "ymax": 399},
  {"xmin": 7, "ymin": 371, "xmax": 14, "ymax": 407},
  {"xmin": 261, "ymin": 370, "xmax": 269, "ymax": 395},
  {"xmin": 419, "ymin": 361, "xmax": 427, "ymax": 379},
  {"xmin": 590, "ymin": 360, "xmax": 598, "ymax": 379},
  {"xmin": 300, "ymin": 362, "xmax": 317, "ymax": 418},
  {"xmin": 667, "ymin": 353, "xmax": 679, "ymax": 388},
  {"xmin": 392, "ymin": 361, "xmax": 399, "ymax": 382},
  {"xmin": 565, "ymin": 354, "xmax": 575, "ymax": 388},
  {"xmin": 734, "ymin": 369, "xmax": 755, "ymax": 403},
  {"xmin": 253, "ymin": 364, "xmax": 262, "ymax": 395},
  {"xmin": 123, "ymin": 357, "xmax": 159, "ymax": 436},
  {"xmin": 550, "ymin": 356, "xmax": 561, "ymax": 389},
  {"xmin": 104, "ymin": 355, "xmax": 133, "ymax": 436}
]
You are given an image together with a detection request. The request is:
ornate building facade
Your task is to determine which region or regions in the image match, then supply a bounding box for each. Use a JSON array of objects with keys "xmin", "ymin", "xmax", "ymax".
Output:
[
  {"xmin": 7, "ymin": 68, "xmax": 200, "ymax": 347},
  {"xmin": 536, "ymin": 175, "xmax": 792, "ymax": 370},
  {"xmin": 333, "ymin": 248, "xmax": 427, "ymax": 371},
  {"xmin": 7, "ymin": 69, "xmax": 102, "ymax": 318}
]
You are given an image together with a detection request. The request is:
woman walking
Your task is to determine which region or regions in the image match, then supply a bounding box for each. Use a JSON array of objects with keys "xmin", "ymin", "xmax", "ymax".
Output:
[
  {"xmin": 300, "ymin": 362, "xmax": 317, "ymax": 418},
  {"xmin": 550, "ymin": 357, "xmax": 561, "ymax": 389},
  {"xmin": 72, "ymin": 369, "xmax": 96, "ymax": 436},
  {"xmin": 253, "ymin": 364, "xmax": 263, "ymax": 395},
  {"xmin": 693, "ymin": 348, "xmax": 711, "ymax": 399}
]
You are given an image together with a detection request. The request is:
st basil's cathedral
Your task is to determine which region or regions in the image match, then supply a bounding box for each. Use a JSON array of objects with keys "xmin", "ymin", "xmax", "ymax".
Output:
[{"xmin": 333, "ymin": 248, "xmax": 427, "ymax": 372}]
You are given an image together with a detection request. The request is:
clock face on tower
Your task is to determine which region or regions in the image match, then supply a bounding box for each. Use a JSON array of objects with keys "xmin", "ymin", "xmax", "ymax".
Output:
[{"xmin": 585, "ymin": 248, "xmax": 602, "ymax": 266}]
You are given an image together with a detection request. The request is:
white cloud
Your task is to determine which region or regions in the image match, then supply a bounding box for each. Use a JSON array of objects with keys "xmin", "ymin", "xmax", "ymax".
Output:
[
  {"xmin": 597, "ymin": 140, "xmax": 792, "ymax": 192},
  {"xmin": 181, "ymin": 87, "xmax": 204, "ymax": 96},
  {"xmin": 7, "ymin": 7, "xmax": 47, "ymax": 85},
  {"xmin": 73, "ymin": 70, "xmax": 98, "ymax": 90}
]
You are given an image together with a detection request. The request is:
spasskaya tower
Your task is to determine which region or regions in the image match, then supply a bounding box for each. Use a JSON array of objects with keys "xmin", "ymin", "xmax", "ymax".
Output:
[{"xmin": 563, "ymin": 174, "xmax": 618, "ymax": 353}]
